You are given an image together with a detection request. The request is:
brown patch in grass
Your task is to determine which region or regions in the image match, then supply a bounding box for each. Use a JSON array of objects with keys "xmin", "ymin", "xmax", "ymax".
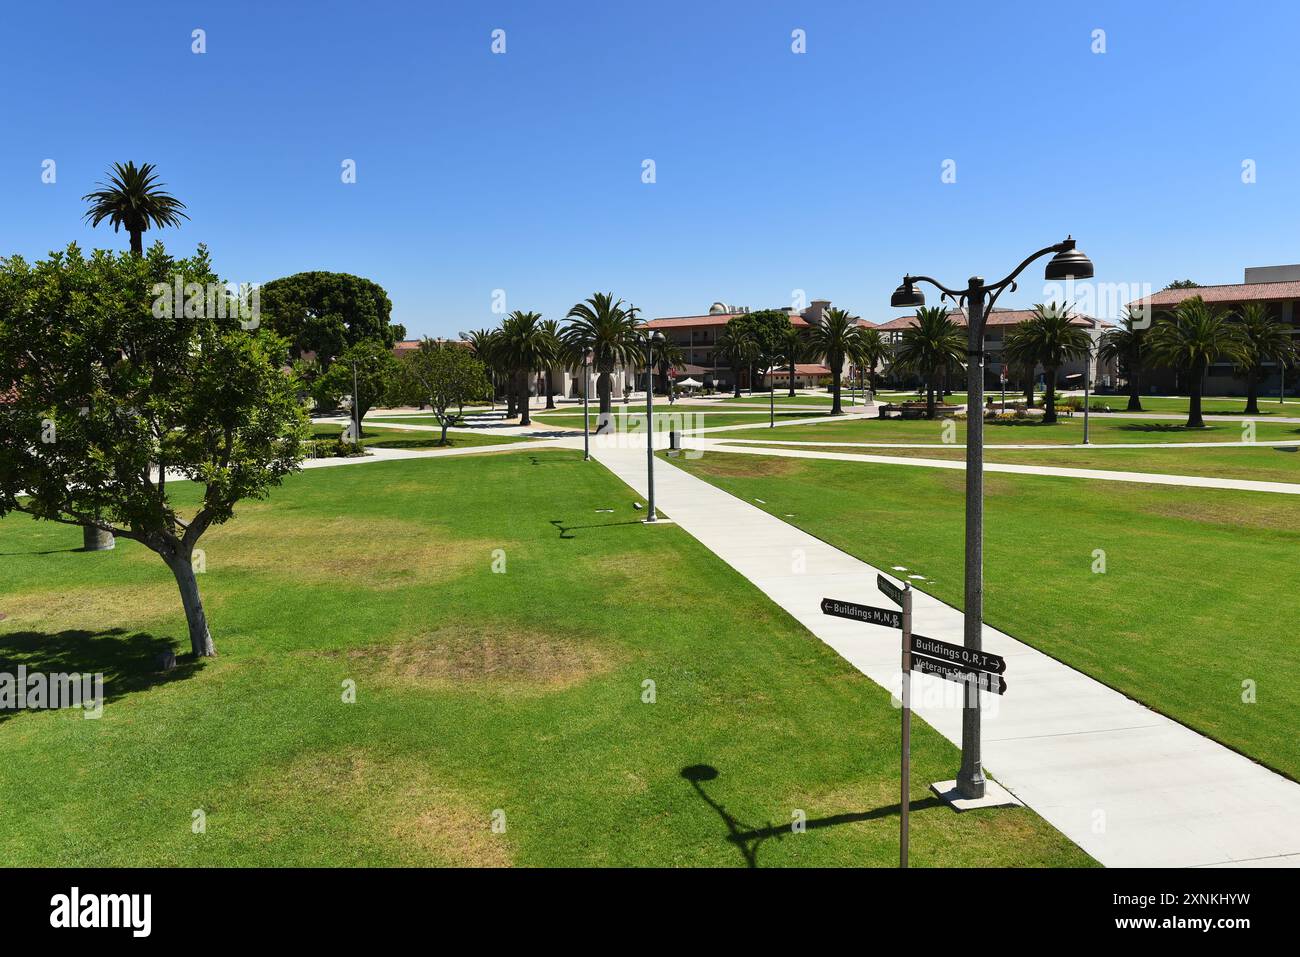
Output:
[
  {"xmin": 2, "ymin": 583, "xmax": 179, "ymax": 630},
  {"xmin": 1135, "ymin": 494, "xmax": 1300, "ymax": 534},
  {"xmin": 686, "ymin": 452, "xmax": 801, "ymax": 479},
  {"xmin": 320, "ymin": 625, "xmax": 617, "ymax": 694},
  {"xmin": 251, "ymin": 748, "xmax": 512, "ymax": 866},
  {"xmin": 201, "ymin": 513, "xmax": 498, "ymax": 589}
]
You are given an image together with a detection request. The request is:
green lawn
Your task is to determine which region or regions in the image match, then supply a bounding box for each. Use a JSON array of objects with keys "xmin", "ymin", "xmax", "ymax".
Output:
[
  {"xmin": 312, "ymin": 423, "xmax": 531, "ymax": 450},
  {"xmin": 531, "ymin": 410, "xmax": 829, "ymax": 431},
  {"xmin": 1108, "ymin": 395, "xmax": 1298, "ymax": 416},
  {"xmin": 674, "ymin": 450, "xmax": 1300, "ymax": 781},
  {"xmin": 720, "ymin": 415, "xmax": 1300, "ymax": 446},
  {"xmin": 716, "ymin": 394, "xmax": 869, "ymax": 407},
  {"xmin": 771, "ymin": 442, "xmax": 1300, "ymax": 485},
  {"xmin": 0, "ymin": 451, "xmax": 1090, "ymax": 867}
]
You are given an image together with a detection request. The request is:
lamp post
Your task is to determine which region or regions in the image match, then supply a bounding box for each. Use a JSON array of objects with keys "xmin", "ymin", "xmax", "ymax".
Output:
[
  {"xmin": 769, "ymin": 364, "xmax": 775, "ymax": 428},
  {"xmin": 645, "ymin": 330, "xmax": 665, "ymax": 522},
  {"xmin": 1083, "ymin": 338, "xmax": 1093, "ymax": 445},
  {"xmin": 890, "ymin": 236, "xmax": 1093, "ymax": 799},
  {"xmin": 583, "ymin": 347, "xmax": 594, "ymax": 461}
]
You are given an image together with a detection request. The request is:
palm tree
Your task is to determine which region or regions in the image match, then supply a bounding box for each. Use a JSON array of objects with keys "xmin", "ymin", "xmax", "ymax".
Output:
[
  {"xmin": 1234, "ymin": 303, "xmax": 1294, "ymax": 415},
  {"xmin": 562, "ymin": 293, "xmax": 642, "ymax": 425},
  {"xmin": 715, "ymin": 325, "xmax": 758, "ymax": 399},
  {"xmin": 462, "ymin": 328, "xmax": 505, "ymax": 411},
  {"xmin": 1147, "ymin": 297, "xmax": 1248, "ymax": 428},
  {"xmin": 498, "ymin": 311, "xmax": 550, "ymax": 425},
  {"xmin": 807, "ymin": 308, "xmax": 865, "ymax": 415},
  {"xmin": 538, "ymin": 319, "xmax": 565, "ymax": 410},
  {"xmin": 856, "ymin": 327, "xmax": 889, "ymax": 400},
  {"xmin": 653, "ymin": 338, "xmax": 685, "ymax": 398},
  {"xmin": 895, "ymin": 307, "xmax": 965, "ymax": 420},
  {"xmin": 1098, "ymin": 309, "xmax": 1150, "ymax": 412},
  {"xmin": 82, "ymin": 162, "xmax": 188, "ymax": 255},
  {"xmin": 1002, "ymin": 303, "xmax": 1091, "ymax": 424},
  {"xmin": 776, "ymin": 325, "xmax": 806, "ymax": 397}
]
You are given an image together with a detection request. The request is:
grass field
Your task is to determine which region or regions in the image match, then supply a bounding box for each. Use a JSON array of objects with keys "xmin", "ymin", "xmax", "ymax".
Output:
[
  {"xmin": 530, "ymin": 410, "xmax": 829, "ymax": 431},
  {"xmin": 0, "ymin": 451, "xmax": 1090, "ymax": 867},
  {"xmin": 760, "ymin": 442, "xmax": 1300, "ymax": 485},
  {"xmin": 715, "ymin": 394, "xmax": 869, "ymax": 406},
  {"xmin": 720, "ymin": 415, "xmax": 1300, "ymax": 446},
  {"xmin": 675, "ymin": 450, "xmax": 1300, "ymax": 781},
  {"xmin": 311, "ymin": 423, "xmax": 531, "ymax": 450}
]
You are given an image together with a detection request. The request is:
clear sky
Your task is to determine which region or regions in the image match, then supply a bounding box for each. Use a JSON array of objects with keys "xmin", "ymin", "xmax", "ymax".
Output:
[{"xmin": 3, "ymin": 1, "xmax": 1297, "ymax": 336}]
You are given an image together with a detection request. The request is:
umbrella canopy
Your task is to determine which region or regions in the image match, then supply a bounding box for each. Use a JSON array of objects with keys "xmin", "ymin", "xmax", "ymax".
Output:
[{"xmin": 676, "ymin": 377, "xmax": 702, "ymax": 387}]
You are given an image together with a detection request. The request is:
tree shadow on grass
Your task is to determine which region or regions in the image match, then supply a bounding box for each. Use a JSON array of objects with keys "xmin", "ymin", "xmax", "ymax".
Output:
[
  {"xmin": 549, "ymin": 518, "xmax": 644, "ymax": 540},
  {"xmin": 681, "ymin": 763, "xmax": 942, "ymax": 867},
  {"xmin": 0, "ymin": 628, "xmax": 202, "ymax": 723}
]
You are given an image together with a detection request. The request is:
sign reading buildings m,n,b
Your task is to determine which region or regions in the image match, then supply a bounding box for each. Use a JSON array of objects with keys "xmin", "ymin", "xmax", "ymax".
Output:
[{"xmin": 820, "ymin": 598, "xmax": 902, "ymax": 630}]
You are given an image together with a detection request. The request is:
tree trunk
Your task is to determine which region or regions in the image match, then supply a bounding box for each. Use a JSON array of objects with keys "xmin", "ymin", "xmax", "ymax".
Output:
[
  {"xmin": 517, "ymin": 371, "xmax": 531, "ymax": 426},
  {"xmin": 167, "ymin": 552, "xmax": 215, "ymax": 657},
  {"xmin": 1043, "ymin": 366, "xmax": 1058, "ymax": 423},
  {"xmin": 82, "ymin": 526, "xmax": 115, "ymax": 551},
  {"xmin": 1244, "ymin": 375, "xmax": 1260, "ymax": 416},
  {"xmin": 1188, "ymin": 362, "xmax": 1205, "ymax": 428},
  {"xmin": 440, "ymin": 417, "xmax": 450, "ymax": 444},
  {"xmin": 926, "ymin": 374, "xmax": 936, "ymax": 420},
  {"xmin": 545, "ymin": 370, "xmax": 556, "ymax": 409},
  {"xmin": 830, "ymin": 366, "xmax": 843, "ymax": 415},
  {"xmin": 732, "ymin": 362, "xmax": 741, "ymax": 398},
  {"xmin": 1023, "ymin": 372, "xmax": 1034, "ymax": 408},
  {"xmin": 1126, "ymin": 366, "xmax": 1144, "ymax": 412},
  {"xmin": 130, "ymin": 230, "xmax": 143, "ymax": 256},
  {"xmin": 787, "ymin": 358, "xmax": 796, "ymax": 397}
]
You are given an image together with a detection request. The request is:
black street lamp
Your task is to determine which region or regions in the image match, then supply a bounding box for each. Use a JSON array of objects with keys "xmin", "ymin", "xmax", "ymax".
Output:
[
  {"xmin": 582, "ymin": 347, "xmax": 594, "ymax": 461},
  {"xmin": 645, "ymin": 330, "xmax": 665, "ymax": 521},
  {"xmin": 890, "ymin": 237, "xmax": 1093, "ymax": 800}
]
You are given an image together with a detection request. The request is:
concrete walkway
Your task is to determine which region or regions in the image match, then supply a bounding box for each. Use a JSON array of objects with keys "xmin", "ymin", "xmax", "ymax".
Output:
[
  {"xmin": 590, "ymin": 443, "xmax": 1300, "ymax": 867},
  {"xmin": 690, "ymin": 439, "xmax": 1300, "ymax": 496}
]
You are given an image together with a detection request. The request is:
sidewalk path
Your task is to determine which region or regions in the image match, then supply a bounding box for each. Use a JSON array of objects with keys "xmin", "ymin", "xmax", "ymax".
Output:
[
  {"xmin": 690, "ymin": 439, "xmax": 1300, "ymax": 496},
  {"xmin": 590, "ymin": 443, "xmax": 1300, "ymax": 867}
]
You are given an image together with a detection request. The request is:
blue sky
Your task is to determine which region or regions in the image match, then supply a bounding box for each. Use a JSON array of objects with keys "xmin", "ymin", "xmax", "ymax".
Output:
[{"xmin": 3, "ymin": 1, "xmax": 1298, "ymax": 336}]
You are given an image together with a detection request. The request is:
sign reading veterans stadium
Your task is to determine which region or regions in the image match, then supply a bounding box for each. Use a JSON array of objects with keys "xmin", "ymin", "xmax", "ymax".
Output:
[
  {"xmin": 819, "ymin": 598, "xmax": 902, "ymax": 630},
  {"xmin": 910, "ymin": 654, "xmax": 1008, "ymax": 695},
  {"xmin": 909, "ymin": 634, "xmax": 1007, "ymax": 675}
]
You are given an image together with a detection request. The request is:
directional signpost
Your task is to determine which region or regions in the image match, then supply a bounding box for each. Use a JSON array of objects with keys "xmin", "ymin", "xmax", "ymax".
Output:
[{"xmin": 822, "ymin": 573, "xmax": 1012, "ymax": 868}]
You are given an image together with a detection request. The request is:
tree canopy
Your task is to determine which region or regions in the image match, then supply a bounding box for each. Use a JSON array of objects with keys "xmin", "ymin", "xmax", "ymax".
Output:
[
  {"xmin": 0, "ymin": 243, "xmax": 308, "ymax": 656},
  {"xmin": 259, "ymin": 271, "xmax": 399, "ymax": 369}
]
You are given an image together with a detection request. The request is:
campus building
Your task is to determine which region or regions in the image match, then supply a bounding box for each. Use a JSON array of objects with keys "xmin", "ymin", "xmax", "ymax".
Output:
[
  {"xmin": 872, "ymin": 307, "xmax": 1110, "ymax": 393},
  {"xmin": 1127, "ymin": 264, "xmax": 1300, "ymax": 395}
]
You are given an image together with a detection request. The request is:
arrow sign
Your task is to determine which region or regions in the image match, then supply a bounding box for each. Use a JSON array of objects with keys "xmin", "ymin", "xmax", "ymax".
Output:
[
  {"xmin": 909, "ymin": 634, "xmax": 1006, "ymax": 675},
  {"xmin": 877, "ymin": 574, "xmax": 904, "ymax": 608},
  {"xmin": 911, "ymin": 654, "xmax": 1008, "ymax": 695},
  {"xmin": 820, "ymin": 598, "xmax": 902, "ymax": 630}
]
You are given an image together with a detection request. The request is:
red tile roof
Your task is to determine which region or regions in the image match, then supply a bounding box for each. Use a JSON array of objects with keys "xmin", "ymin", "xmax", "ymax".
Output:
[
  {"xmin": 1127, "ymin": 281, "xmax": 1300, "ymax": 310},
  {"xmin": 873, "ymin": 308, "xmax": 1095, "ymax": 331},
  {"xmin": 645, "ymin": 313, "xmax": 811, "ymax": 329},
  {"xmin": 769, "ymin": 363, "xmax": 831, "ymax": 377}
]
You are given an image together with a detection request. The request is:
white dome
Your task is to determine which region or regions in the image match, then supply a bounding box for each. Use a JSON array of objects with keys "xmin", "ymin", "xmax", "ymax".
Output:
[{"xmin": 708, "ymin": 301, "xmax": 729, "ymax": 315}]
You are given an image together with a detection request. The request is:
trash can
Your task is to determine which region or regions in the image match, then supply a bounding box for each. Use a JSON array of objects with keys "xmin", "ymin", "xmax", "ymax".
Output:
[{"xmin": 669, "ymin": 430, "xmax": 681, "ymax": 451}]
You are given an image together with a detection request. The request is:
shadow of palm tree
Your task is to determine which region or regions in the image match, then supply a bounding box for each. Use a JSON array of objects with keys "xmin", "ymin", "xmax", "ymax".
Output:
[
  {"xmin": 0, "ymin": 628, "xmax": 202, "ymax": 723},
  {"xmin": 681, "ymin": 763, "xmax": 942, "ymax": 867},
  {"xmin": 549, "ymin": 518, "xmax": 643, "ymax": 540}
]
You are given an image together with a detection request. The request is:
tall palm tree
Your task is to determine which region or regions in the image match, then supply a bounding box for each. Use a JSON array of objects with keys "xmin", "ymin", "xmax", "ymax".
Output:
[
  {"xmin": 1002, "ymin": 303, "xmax": 1091, "ymax": 424},
  {"xmin": 82, "ymin": 162, "xmax": 188, "ymax": 255},
  {"xmin": 1234, "ymin": 303, "xmax": 1294, "ymax": 415},
  {"xmin": 895, "ymin": 307, "xmax": 965, "ymax": 420},
  {"xmin": 715, "ymin": 325, "xmax": 758, "ymax": 399},
  {"xmin": 1148, "ymin": 297, "xmax": 1248, "ymax": 428},
  {"xmin": 776, "ymin": 325, "xmax": 806, "ymax": 397},
  {"xmin": 499, "ymin": 311, "xmax": 549, "ymax": 426},
  {"xmin": 856, "ymin": 327, "xmax": 889, "ymax": 399},
  {"xmin": 653, "ymin": 338, "xmax": 686, "ymax": 398},
  {"xmin": 562, "ymin": 293, "xmax": 642, "ymax": 426},
  {"xmin": 807, "ymin": 308, "xmax": 865, "ymax": 415},
  {"xmin": 538, "ymin": 319, "xmax": 564, "ymax": 410},
  {"xmin": 462, "ymin": 328, "xmax": 505, "ymax": 411},
  {"xmin": 1098, "ymin": 309, "xmax": 1150, "ymax": 412}
]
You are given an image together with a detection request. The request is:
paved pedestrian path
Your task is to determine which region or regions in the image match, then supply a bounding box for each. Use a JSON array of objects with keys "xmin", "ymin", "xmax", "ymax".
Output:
[{"xmin": 590, "ymin": 443, "xmax": 1300, "ymax": 867}]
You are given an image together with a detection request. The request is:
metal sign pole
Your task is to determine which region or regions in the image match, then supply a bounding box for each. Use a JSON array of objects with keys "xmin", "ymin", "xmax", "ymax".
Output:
[{"xmin": 901, "ymin": 582, "xmax": 912, "ymax": 869}]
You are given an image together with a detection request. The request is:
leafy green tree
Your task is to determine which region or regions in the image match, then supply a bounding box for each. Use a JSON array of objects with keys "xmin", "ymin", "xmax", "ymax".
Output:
[
  {"xmin": 1164, "ymin": 279, "xmax": 1201, "ymax": 290},
  {"xmin": 807, "ymin": 308, "xmax": 866, "ymax": 415},
  {"xmin": 775, "ymin": 324, "xmax": 806, "ymax": 397},
  {"xmin": 895, "ymin": 307, "xmax": 964, "ymax": 419},
  {"xmin": 396, "ymin": 340, "xmax": 491, "ymax": 442},
  {"xmin": 259, "ymin": 271, "xmax": 398, "ymax": 369},
  {"xmin": 0, "ymin": 243, "xmax": 307, "ymax": 657},
  {"xmin": 562, "ymin": 293, "xmax": 642, "ymax": 424},
  {"xmin": 1233, "ymin": 303, "xmax": 1293, "ymax": 415},
  {"xmin": 1002, "ymin": 303, "xmax": 1091, "ymax": 424},
  {"xmin": 729, "ymin": 310, "xmax": 793, "ymax": 394},
  {"xmin": 315, "ymin": 339, "xmax": 400, "ymax": 431},
  {"xmin": 1148, "ymin": 296, "xmax": 1248, "ymax": 427},
  {"xmin": 82, "ymin": 162, "xmax": 189, "ymax": 256},
  {"xmin": 1098, "ymin": 309, "xmax": 1150, "ymax": 412},
  {"xmin": 715, "ymin": 324, "xmax": 758, "ymax": 398}
]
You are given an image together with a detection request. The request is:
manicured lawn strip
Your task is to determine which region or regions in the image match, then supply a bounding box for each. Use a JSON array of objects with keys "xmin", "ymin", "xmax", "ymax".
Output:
[
  {"xmin": 719, "ymin": 416, "xmax": 1300, "ymax": 446},
  {"xmin": 1108, "ymin": 396, "xmax": 1297, "ymax": 416},
  {"xmin": 311, "ymin": 423, "xmax": 530, "ymax": 450},
  {"xmin": 767, "ymin": 442, "xmax": 1300, "ymax": 485},
  {"xmin": 531, "ymin": 410, "xmax": 828, "ymax": 431},
  {"xmin": 674, "ymin": 451, "xmax": 1300, "ymax": 780},
  {"xmin": 717, "ymin": 394, "xmax": 869, "ymax": 406},
  {"xmin": 0, "ymin": 452, "xmax": 1090, "ymax": 867}
]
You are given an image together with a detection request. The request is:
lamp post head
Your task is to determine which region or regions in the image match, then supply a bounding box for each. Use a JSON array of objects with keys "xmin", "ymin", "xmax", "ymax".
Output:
[
  {"xmin": 890, "ymin": 278, "xmax": 925, "ymax": 309},
  {"xmin": 650, "ymin": 330, "xmax": 665, "ymax": 344},
  {"xmin": 1044, "ymin": 237, "xmax": 1094, "ymax": 281}
]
